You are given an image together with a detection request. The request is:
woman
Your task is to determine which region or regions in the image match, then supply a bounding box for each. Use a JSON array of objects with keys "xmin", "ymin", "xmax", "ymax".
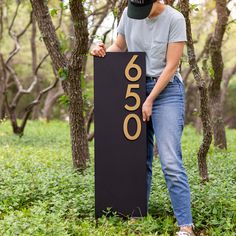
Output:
[{"xmin": 91, "ymin": 0, "xmax": 195, "ymax": 235}]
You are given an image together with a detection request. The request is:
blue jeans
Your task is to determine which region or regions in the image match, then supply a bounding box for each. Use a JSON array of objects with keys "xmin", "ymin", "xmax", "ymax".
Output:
[{"xmin": 146, "ymin": 75, "xmax": 193, "ymax": 227}]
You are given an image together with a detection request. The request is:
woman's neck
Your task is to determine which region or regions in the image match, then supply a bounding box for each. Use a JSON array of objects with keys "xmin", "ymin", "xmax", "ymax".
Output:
[{"xmin": 148, "ymin": 2, "xmax": 166, "ymax": 19}]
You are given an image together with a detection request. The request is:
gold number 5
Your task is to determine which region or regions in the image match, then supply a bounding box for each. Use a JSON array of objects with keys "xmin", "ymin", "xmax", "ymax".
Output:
[{"xmin": 124, "ymin": 84, "xmax": 140, "ymax": 111}]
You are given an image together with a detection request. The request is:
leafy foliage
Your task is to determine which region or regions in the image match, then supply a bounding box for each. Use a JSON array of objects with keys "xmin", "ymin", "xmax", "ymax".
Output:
[
  {"xmin": 58, "ymin": 94, "xmax": 70, "ymax": 106},
  {"xmin": 0, "ymin": 121, "xmax": 235, "ymax": 235},
  {"xmin": 58, "ymin": 67, "xmax": 69, "ymax": 81}
]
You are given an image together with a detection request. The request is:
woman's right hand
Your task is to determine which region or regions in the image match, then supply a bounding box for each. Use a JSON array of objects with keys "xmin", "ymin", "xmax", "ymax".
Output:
[{"xmin": 90, "ymin": 42, "xmax": 106, "ymax": 57}]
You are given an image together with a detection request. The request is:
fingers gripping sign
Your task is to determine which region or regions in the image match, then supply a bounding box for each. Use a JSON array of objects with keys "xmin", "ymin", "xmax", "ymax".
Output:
[
  {"xmin": 142, "ymin": 100, "xmax": 153, "ymax": 122},
  {"xmin": 91, "ymin": 42, "xmax": 106, "ymax": 57}
]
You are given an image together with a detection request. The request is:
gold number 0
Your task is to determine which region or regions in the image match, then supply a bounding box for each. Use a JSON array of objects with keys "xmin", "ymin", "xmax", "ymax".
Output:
[
  {"xmin": 123, "ymin": 114, "xmax": 141, "ymax": 141},
  {"xmin": 125, "ymin": 55, "xmax": 142, "ymax": 82}
]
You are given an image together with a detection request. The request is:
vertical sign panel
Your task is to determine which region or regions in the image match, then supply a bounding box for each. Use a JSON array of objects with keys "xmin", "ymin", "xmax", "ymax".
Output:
[{"xmin": 94, "ymin": 52, "xmax": 147, "ymax": 218}]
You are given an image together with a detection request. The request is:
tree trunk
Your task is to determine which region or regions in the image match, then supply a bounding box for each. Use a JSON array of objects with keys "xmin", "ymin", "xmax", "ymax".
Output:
[
  {"xmin": 31, "ymin": 13, "xmax": 41, "ymax": 120},
  {"xmin": 210, "ymin": 93, "xmax": 227, "ymax": 149},
  {"xmin": 180, "ymin": 0, "xmax": 212, "ymax": 182},
  {"xmin": 117, "ymin": 0, "xmax": 128, "ymax": 23},
  {"xmin": 0, "ymin": 83, "xmax": 5, "ymax": 120},
  {"xmin": 197, "ymin": 87, "xmax": 212, "ymax": 181},
  {"xmin": 68, "ymin": 0, "xmax": 90, "ymax": 169},
  {"xmin": 31, "ymin": 80, "xmax": 41, "ymax": 119},
  {"xmin": 67, "ymin": 67, "xmax": 88, "ymax": 169},
  {"xmin": 208, "ymin": 0, "xmax": 230, "ymax": 149},
  {"xmin": 31, "ymin": 0, "xmax": 89, "ymax": 170}
]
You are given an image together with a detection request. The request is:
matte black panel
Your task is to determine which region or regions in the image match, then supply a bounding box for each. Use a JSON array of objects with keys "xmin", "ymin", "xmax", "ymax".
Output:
[{"xmin": 94, "ymin": 52, "xmax": 147, "ymax": 218}]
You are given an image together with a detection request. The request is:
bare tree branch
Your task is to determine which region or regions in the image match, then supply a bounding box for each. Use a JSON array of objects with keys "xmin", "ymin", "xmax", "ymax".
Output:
[
  {"xmin": 55, "ymin": 1, "xmax": 64, "ymax": 31},
  {"xmin": 30, "ymin": 0, "xmax": 68, "ymax": 72},
  {"xmin": 88, "ymin": 3, "xmax": 111, "ymax": 48},
  {"xmin": 207, "ymin": 0, "xmax": 230, "ymax": 149},
  {"xmin": 117, "ymin": 0, "xmax": 128, "ymax": 23},
  {"xmin": 103, "ymin": 17, "xmax": 116, "ymax": 43},
  {"xmin": 8, "ymin": 0, "xmax": 21, "ymax": 33},
  {"xmin": 183, "ymin": 34, "xmax": 212, "ymax": 82},
  {"xmin": 6, "ymin": 11, "xmax": 32, "ymax": 64},
  {"xmin": 87, "ymin": 4, "xmax": 109, "ymax": 17}
]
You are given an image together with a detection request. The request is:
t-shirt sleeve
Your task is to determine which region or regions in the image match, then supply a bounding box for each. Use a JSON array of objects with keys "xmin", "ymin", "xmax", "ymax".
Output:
[
  {"xmin": 168, "ymin": 17, "xmax": 187, "ymax": 43},
  {"xmin": 117, "ymin": 8, "xmax": 127, "ymax": 37}
]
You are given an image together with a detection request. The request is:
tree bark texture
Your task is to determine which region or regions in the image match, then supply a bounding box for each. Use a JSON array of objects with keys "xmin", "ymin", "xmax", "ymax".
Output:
[
  {"xmin": 69, "ymin": 0, "xmax": 89, "ymax": 169},
  {"xmin": 180, "ymin": 0, "xmax": 212, "ymax": 182},
  {"xmin": 30, "ymin": 1, "xmax": 67, "ymax": 73},
  {"xmin": 31, "ymin": 0, "xmax": 89, "ymax": 170},
  {"xmin": 208, "ymin": 0, "xmax": 230, "ymax": 149},
  {"xmin": 117, "ymin": 0, "xmax": 128, "ymax": 23},
  {"xmin": 31, "ymin": 13, "xmax": 41, "ymax": 120}
]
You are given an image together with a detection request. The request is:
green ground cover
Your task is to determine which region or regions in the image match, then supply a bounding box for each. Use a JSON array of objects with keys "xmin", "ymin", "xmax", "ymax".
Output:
[{"xmin": 0, "ymin": 120, "xmax": 235, "ymax": 235}]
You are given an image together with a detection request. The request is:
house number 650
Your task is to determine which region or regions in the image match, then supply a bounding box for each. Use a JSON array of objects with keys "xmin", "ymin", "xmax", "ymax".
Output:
[{"xmin": 123, "ymin": 55, "xmax": 142, "ymax": 141}]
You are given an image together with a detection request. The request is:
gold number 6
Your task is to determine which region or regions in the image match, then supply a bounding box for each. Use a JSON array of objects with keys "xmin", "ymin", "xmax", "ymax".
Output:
[{"xmin": 125, "ymin": 55, "xmax": 142, "ymax": 82}]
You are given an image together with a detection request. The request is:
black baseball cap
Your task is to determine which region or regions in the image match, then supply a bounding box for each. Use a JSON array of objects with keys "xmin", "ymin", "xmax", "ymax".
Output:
[{"xmin": 128, "ymin": 0, "xmax": 156, "ymax": 20}]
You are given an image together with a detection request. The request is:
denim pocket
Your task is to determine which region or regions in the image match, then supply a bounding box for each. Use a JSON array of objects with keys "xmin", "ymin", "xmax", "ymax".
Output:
[
  {"xmin": 171, "ymin": 76, "xmax": 185, "ymax": 99},
  {"xmin": 177, "ymin": 79, "xmax": 185, "ymax": 97}
]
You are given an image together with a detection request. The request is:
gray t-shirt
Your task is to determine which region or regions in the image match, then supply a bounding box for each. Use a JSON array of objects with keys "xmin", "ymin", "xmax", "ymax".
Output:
[{"xmin": 117, "ymin": 5, "xmax": 187, "ymax": 82}]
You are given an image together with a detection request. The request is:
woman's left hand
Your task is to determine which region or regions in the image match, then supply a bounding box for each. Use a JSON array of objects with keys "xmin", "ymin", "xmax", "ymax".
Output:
[{"xmin": 142, "ymin": 98, "xmax": 153, "ymax": 122}]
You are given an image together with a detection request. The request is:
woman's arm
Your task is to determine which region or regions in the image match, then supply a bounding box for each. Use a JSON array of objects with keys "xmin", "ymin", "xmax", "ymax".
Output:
[
  {"xmin": 107, "ymin": 34, "xmax": 127, "ymax": 52},
  {"xmin": 142, "ymin": 42, "xmax": 185, "ymax": 122},
  {"xmin": 90, "ymin": 34, "xmax": 127, "ymax": 57}
]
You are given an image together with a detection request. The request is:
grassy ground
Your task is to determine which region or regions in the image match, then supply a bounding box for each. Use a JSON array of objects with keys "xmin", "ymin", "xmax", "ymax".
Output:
[{"xmin": 0, "ymin": 120, "xmax": 235, "ymax": 236}]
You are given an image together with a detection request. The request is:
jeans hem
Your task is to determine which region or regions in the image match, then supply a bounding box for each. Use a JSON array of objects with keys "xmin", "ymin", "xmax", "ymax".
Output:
[{"xmin": 178, "ymin": 223, "xmax": 194, "ymax": 229}]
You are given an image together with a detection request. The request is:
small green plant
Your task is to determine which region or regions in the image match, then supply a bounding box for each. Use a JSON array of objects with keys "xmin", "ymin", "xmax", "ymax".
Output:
[
  {"xmin": 58, "ymin": 94, "xmax": 70, "ymax": 106},
  {"xmin": 58, "ymin": 67, "xmax": 69, "ymax": 81}
]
